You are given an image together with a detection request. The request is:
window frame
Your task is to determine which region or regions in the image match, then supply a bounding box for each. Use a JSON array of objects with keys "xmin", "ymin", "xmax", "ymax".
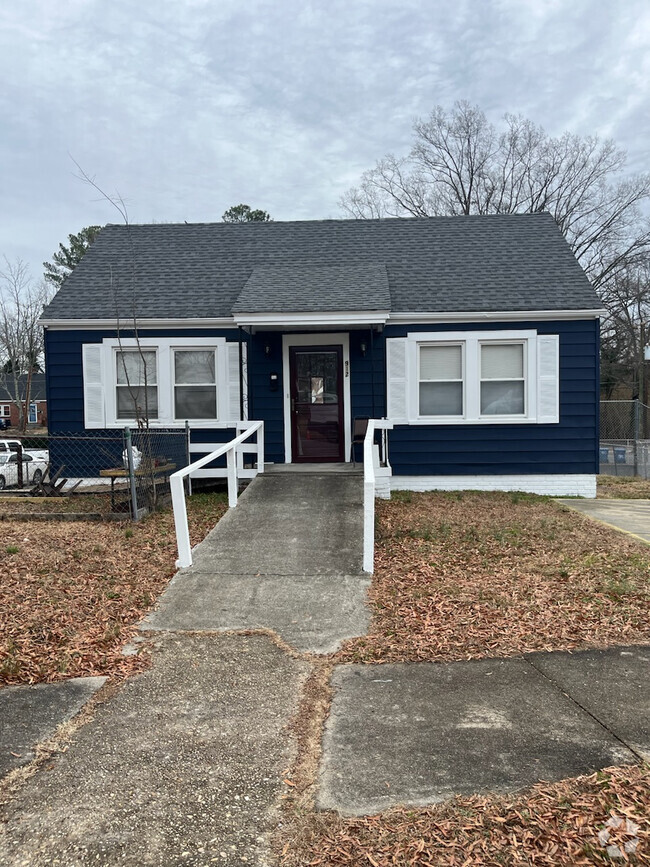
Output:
[
  {"xmin": 417, "ymin": 341, "xmax": 465, "ymax": 419},
  {"xmin": 114, "ymin": 347, "xmax": 160, "ymax": 422},
  {"xmin": 478, "ymin": 339, "xmax": 527, "ymax": 419},
  {"xmin": 172, "ymin": 347, "xmax": 219, "ymax": 422},
  {"xmin": 0, "ymin": 405, "xmax": 10, "ymax": 418},
  {"xmin": 100, "ymin": 336, "xmax": 230, "ymax": 428},
  {"xmin": 406, "ymin": 329, "xmax": 539, "ymax": 424}
]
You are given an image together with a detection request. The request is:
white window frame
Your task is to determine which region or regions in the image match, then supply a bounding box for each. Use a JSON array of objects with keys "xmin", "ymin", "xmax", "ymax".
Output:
[
  {"xmin": 417, "ymin": 341, "xmax": 465, "ymax": 419},
  {"xmin": 0, "ymin": 405, "xmax": 10, "ymax": 418},
  {"xmin": 115, "ymin": 347, "xmax": 160, "ymax": 422},
  {"xmin": 406, "ymin": 330, "xmax": 539, "ymax": 424},
  {"xmin": 171, "ymin": 347, "xmax": 219, "ymax": 423},
  {"xmin": 101, "ymin": 337, "xmax": 230, "ymax": 428},
  {"xmin": 478, "ymin": 339, "xmax": 527, "ymax": 419}
]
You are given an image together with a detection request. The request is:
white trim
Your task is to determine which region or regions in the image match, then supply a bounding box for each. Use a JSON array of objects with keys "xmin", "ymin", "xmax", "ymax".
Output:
[
  {"xmin": 390, "ymin": 474, "xmax": 597, "ymax": 498},
  {"xmin": 388, "ymin": 309, "xmax": 604, "ymax": 323},
  {"xmin": 282, "ymin": 332, "xmax": 351, "ymax": 463},
  {"xmin": 402, "ymin": 329, "xmax": 547, "ymax": 425},
  {"xmin": 236, "ymin": 310, "xmax": 389, "ymax": 327},
  {"xmin": 93, "ymin": 336, "xmax": 236, "ymax": 428},
  {"xmin": 41, "ymin": 308, "xmax": 604, "ymax": 331},
  {"xmin": 41, "ymin": 317, "xmax": 237, "ymax": 330}
]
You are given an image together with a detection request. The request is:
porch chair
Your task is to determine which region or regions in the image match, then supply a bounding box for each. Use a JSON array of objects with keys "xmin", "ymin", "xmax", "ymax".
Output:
[{"xmin": 350, "ymin": 417, "xmax": 369, "ymax": 466}]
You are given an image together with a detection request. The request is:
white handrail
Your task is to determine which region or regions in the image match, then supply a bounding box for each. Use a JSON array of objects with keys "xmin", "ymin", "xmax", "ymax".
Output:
[
  {"xmin": 363, "ymin": 419, "xmax": 393, "ymax": 573},
  {"xmin": 171, "ymin": 421, "xmax": 264, "ymax": 568}
]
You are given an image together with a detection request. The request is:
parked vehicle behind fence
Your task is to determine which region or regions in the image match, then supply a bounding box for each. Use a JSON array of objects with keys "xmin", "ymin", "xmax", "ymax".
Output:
[{"xmin": 0, "ymin": 452, "xmax": 48, "ymax": 489}]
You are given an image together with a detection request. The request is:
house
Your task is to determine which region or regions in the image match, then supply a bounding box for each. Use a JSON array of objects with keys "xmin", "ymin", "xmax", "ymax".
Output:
[
  {"xmin": 0, "ymin": 372, "xmax": 48, "ymax": 429},
  {"xmin": 40, "ymin": 213, "xmax": 603, "ymax": 496}
]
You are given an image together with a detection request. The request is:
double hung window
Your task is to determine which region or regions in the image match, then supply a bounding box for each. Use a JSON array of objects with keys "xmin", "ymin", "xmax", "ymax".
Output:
[
  {"xmin": 388, "ymin": 329, "xmax": 559, "ymax": 425},
  {"xmin": 418, "ymin": 344, "xmax": 463, "ymax": 416},
  {"xmin": 480, "ymin": 343, "xmax": 525, "ymax": 416},
  {"xmin": 173, "ymin": 349, "xmax": 217, "ymax": 419},
  {"xmin": 116, "ymin": 350, "xmax": 158, "ymax": 420}
]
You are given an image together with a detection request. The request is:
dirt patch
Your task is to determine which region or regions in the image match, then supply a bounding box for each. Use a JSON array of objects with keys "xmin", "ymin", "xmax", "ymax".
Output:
[
  {"xmin": 598, "ymin": 475, "xmax": 650, "ymax": 499},
  {"xmin": 280, "ymin": 764, "xmax": 650, "ymax": 866},
  {"xmin": 0, "ymin": 493, "xmax": 227, "ymax": 684},
  {"xmin": 336, "ymin": 491, "xmax": 650, "ymax": 664}
]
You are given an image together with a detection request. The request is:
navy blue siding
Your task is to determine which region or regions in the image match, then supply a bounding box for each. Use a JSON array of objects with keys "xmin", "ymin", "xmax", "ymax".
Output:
[
  {"xmin": 383, "ymin": 319, "xmax": 599, "ymax": 476},
  {"xmin": 247, "ymin": 332, "xmax": 285, "ymax": 463},
  {"xmin": 46, "ymin": 319, "xmax": 598, "ymax": 477},
  {"xmin": 45, "ymin": 328, "xmax": 239, "ymax": 475}
]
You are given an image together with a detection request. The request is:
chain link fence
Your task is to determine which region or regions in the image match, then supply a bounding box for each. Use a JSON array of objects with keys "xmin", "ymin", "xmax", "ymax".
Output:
[
  {"xmin": 600, "ymin": 400, "xmax": 650, "ymax": 478},
  {"xmin": 3, "ymin": 428, "xmax": 189, "ymax": 517}
]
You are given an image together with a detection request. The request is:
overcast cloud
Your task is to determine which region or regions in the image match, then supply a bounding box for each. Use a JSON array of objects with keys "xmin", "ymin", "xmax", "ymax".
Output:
[{"xmin": 1, "ymin": 0, "xmax": 649, "ymax": 279}]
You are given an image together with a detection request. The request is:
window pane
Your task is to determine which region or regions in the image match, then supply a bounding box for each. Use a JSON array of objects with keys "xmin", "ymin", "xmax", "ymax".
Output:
[
  {"xmin": 174, "ymin": 386, "xmax": 217, "ymax": 419},
  {"xmin": 419, "ymin": 382, "xmax": 463, "ymax": 416},
  {"xmin": 481, "ymin": 344, "xmax": 523, "ymax": 379},
  {"xmin": 174, "ymin": 350, "xmax": 215, "ymax": 384},
  {"xmin": 116, "ymin": 350, "xmax": 157, "ymax": 385},
  {"xmin": 481, "ymin": 381, "xmax": 525, "ymax": 415},
  {"xmin": 116, "ymin": 386, "xmax": 159, "ymax": 419},
  {"xmin": 420, "ymin": 345, "xmax": 462, "ymax": 380}
]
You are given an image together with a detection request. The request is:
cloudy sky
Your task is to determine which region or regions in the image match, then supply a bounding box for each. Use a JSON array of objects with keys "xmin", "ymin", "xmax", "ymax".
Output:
[{"xmin": 1, "ymin": 0, "xmax": 649, "ymax": 281}]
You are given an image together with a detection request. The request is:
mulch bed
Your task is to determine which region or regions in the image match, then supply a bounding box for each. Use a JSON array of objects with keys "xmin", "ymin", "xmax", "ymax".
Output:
[
  {"xmin": 0, "ymin": 493, "xmax": 227, "ymax": 684},
  {"xmin": 281, "ymin": 765, "xmax": 650, "ymax": 866},
  {"xmin": 336, "ymin": 491, "xmax": 650, "ymax": 664}
]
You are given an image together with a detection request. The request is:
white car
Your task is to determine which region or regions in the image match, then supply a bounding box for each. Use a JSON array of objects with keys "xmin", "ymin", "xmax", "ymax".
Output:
[{"xmin": 0, "ymin": 452, "xmax": 48, "ymax": 490}]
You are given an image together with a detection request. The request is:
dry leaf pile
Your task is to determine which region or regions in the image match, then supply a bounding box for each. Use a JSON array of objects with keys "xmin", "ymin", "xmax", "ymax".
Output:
[
  {"xmin": 597, "ymin": 476, "xmax": 650, "ymax": 499},
  {"xmin": 0, "ymin": 493, "xmax": 227, "ymax": 684},
  {"xmin": 337, "ymin": 491, "xmax": 650, "ymax": 664},
  {"xmin": 281, "ymin": 765, "xmax": 650, "ymax": 866}
]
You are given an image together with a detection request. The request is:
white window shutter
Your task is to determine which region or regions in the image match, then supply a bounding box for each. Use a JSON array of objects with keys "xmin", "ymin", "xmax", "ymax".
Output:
[
  {"xmin": 225, "ymin": 342, "xmax": 242, "ymax": 422},
  {"xmin": 82, "ymin": 344, "xmax": 105, "ymax": 428},
  {"xmin": 537, "ymin": 335, "xmax": 559, "ymax": 423},
  {"xmin": 386, "ymin": 338, "xmax": 408, "ymax": 422}
]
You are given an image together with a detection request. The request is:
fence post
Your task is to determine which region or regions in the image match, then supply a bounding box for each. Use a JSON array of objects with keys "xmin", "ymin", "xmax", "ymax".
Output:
[
  {"xmin": 124, "ymin": 427, "xmax": 139, "ymax": 521},
  {"xmin": 634, "ymin": 400, "xmax": 641, "ymax": 477}
]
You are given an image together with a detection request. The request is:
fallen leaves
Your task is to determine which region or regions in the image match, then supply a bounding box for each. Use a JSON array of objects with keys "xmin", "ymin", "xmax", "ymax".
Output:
[
  {"xmin": 0, "ymin": 493, "xmax": 227, "ymax": 684},
  {"xmin": 280, "ymin": 765, "xmax": 650, "ymax": 866},
  {"xmin": 336, "ymin": 491, "xmax": 650, "ymax": 664}
]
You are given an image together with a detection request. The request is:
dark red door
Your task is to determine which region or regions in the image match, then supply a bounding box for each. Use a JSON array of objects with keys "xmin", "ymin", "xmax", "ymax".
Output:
[{"xmin": 289, "ymin": 346, "xmax": 344, "ymax": 462}]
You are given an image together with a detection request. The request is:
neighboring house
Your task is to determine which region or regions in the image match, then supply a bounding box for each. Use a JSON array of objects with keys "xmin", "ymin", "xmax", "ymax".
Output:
[
  {"xmin": 0, "ymin": 373, "xmax": 48, "ymax": 429},
  {"xmin": 40, "ymin": 213, "xmax": 603, "ymax": 496}
]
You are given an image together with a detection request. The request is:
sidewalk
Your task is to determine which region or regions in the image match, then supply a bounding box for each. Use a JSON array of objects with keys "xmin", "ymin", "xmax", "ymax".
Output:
[{"xmin": 1, "ymin": 477, "xmax": 649, "ymax": 864}]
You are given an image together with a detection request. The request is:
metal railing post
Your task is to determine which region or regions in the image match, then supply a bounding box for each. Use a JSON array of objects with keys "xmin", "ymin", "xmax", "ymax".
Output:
[{"xmin": 124, "ymin": 427, "xmax": 139, "ymax": 521}]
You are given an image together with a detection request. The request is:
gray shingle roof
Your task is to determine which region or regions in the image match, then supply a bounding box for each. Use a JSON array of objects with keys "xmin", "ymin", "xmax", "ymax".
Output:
[
  {"xmin": 42, "ymin": 213, "xmax": 601, "ymax": 321},
  {"xmin": 232, "ymin": 264, "xmax": 391, "ymax": 313}
]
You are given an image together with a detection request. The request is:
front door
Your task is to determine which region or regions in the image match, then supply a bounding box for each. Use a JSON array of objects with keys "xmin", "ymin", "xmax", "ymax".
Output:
[{"xmin": 289, "ymin": 346, "xmax": 344, "ymax": 462}]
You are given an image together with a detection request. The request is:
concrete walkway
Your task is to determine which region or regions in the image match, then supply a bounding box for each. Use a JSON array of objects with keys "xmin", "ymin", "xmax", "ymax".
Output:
[
  {"xmin": 1, "ymin": 634, "xmax": 308, "ymax": 866},
  {"xmin": 142, "ymin": 473, "xmax": 371, "ymax": 654},
  {"xmin": 319, "ymin": 645, "xmax": 650, "ymax": 815},
  {"xmin": 557, "ymin": 497, "xmax": 650, "ymax": 544}
]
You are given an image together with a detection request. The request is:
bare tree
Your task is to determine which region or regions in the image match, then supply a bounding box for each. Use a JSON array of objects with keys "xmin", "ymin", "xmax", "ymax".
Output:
[
  {"xmin": 0, "ymin": 259, "xmax": 52, "ymax": 430},
  {"xmin": 600, "ymin": 261, "xmax": 650, "ymax": 399},
  {"xmin": 340, "ymin": 101, "xmax": 650, "ymax": 293}
]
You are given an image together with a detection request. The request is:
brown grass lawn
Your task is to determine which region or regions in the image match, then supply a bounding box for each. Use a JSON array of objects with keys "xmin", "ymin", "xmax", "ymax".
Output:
[
  {"xmin": 598, "ymin": 475, "xmax": 650, "ymax": 498},
  {"xmin": 282, "ymin": 765, "xmax": 650, "ymax": 866},
  {"xmin": 0, "ymin": 493, "xmax": 227, "ymax": 684},
  {"xmin": 285, "ymin": 490, "xmax": 650, "ymax": 867},
  {"xmin": 336, "ymin": 491, "xmax": 650, "ymax": 663}
]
